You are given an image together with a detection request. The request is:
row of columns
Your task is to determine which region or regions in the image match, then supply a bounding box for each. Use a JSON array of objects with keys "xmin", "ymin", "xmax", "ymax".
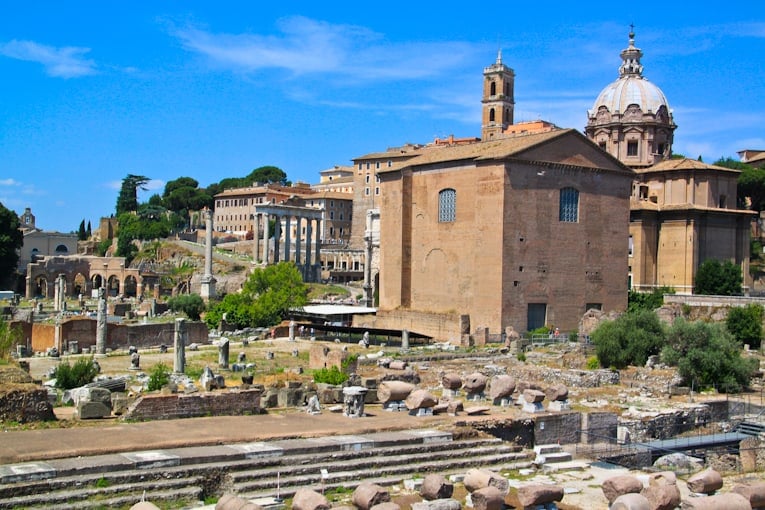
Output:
[{"xmin": 252, "ymin": 207, "xmax": 323, "ymax": 282}]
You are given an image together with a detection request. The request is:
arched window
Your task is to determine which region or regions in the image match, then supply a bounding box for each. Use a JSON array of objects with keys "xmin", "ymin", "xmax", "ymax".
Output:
[
  {"xmin": 559, "ymin": 187, "xmax": 579, "ymax": 222},
  {"xmin": 438, "ymin": 189, "xmax": 456, "ymax": 223},
  {"xmin": 489, "ymin": 108, "xmax": 495, "ymax": 122},
  {"xmin": 490, "ymin": 81, "xmax": 496, "ymax": 96},
  {"xmin": 54, "ymin": 244, "xmax": 69, "ymax": 253}
]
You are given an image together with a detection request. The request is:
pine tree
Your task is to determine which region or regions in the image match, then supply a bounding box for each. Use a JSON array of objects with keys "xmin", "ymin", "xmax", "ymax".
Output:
[{"xmin": 86, "ymin": 221, "xmax": 92, "ymax": 237}]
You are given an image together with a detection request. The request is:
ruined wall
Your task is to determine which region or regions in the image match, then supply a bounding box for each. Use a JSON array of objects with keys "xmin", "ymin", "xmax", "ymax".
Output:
[
  {"xmin": 535, "ymin": 412, "xmax": 582, "ymax": 445},
  {"xmin": 23, "ymin": 319, "xmax": 209, "ymax": 353},
  {"xmin": 0, "ymin": 386, "xmax": 56, "ymax": 423},
  {"xmin": 580, "ymin": 412, "xmax": 618, "ymax": 444},
  {"xmin": 619, "ymin": 405, "xmax": 711, "ymax": 443},
  {"xmin": 123, "ymin": 389, "xmax": 262, "ymax": 421}
]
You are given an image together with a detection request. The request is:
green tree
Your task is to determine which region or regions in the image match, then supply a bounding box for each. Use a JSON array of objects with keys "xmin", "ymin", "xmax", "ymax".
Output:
[
  {"xmin": 726, "ymin": 304, "xmax": 763, "ymax": 349},
  {"xmin": 662, "ymin": 318, "xmax": 757, "ymax": 392},
  {"xmin": 591, "ymin": 310, "xmax": 666, "ymax": 369},
  {"xmin": 77, "ymin": 220, "xmax": 87, "ymax": 241},
  {"xmin": 205, "ymin": 262, "xmax": 308, "ymax": 329},
  {"xmin": 167, "ymin": 293, "xmax": 206, "ymax": 321},
  {"xmin": 116, "ymin": 211, "xmax": 172, "ymax": 264},
  {"xmin": 246, "ymin": 166, "xmax": 288, "ymax": 186},
  {"xmin": 147, "ymin": 363, "xmax": 171, "ymax": 391},
  {"xmin": 86, "ymin": 220, "xmax": 92, "ymax": 237},
  {"xmin": 0, "ymin": 202, "xmax": 23, "ymax": 288},
  {"xmin": 729, "ymin": 160, "xmax": 765, "ymax": 211},
  {"xmin": 694, "ymin": 259, "xmax": 743, "ymax": 295},
  {"xmin": 115, "ymin": 174, "xmax": 150, "ymax": 215}
]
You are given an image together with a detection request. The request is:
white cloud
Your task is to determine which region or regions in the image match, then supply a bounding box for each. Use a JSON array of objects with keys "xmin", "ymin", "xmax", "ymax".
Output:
[
  {"xmin": 171, "ymin": 16, "xmax": 477, "ymax": 82},
  {"xmin": 0, "ymin": 178, "xmax": 21, "ymax": 187},
  {"xmin": 0, "ymin": 39, "xmax": 97, "ymax": 78}
]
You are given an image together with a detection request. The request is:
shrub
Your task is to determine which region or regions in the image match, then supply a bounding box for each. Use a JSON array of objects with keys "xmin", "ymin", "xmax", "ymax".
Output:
[
  {"xmin": 591, "ymin": 310, "xmax": 665, "ymax": 369},
  {"xmin": 147, "ymin": 363, "xmax": 171, "ymax": 391},
  {"xmin": 0, "ymin": 317, "xmax": 22, "ymax": 362},
  {"xmin": 726, "ymin": 304, "xmax": 763, "ymax": 349},
  {"xmin": 662, "ymin": 318, "xmax": 758, "ymax": 393},
  {"xmin": 585, "ymin": 356, "xmax": 600, "ymax": 370},
  {"xmin": 627, "ymin": 286, "xmax": 674, "ymax": 312},
  {"xmin": 53, "ymin": 357, "xmax": 99, "ymax": 389},
  {"xmin": 313, "ymin": 366, "xmax": 348, "ymax": 385}
]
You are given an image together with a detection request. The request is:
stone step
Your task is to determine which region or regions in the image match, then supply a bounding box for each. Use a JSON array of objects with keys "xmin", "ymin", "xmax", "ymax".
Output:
[
  {"xmin": 541, "ymin": 460, "xmax": 590, "ymax": 473},
  {"xmin": 236, "ymin": 452, "xmax": 535, "ymax": 500},
  {"xmin": 229, "ymin": 442, "xmax": 522, "ymax": 484},
  {"xmin": 0, "ymin": 477, "xmax": 203, "ymax": 510},
  {"xmin": 537, "ymin": 451, "xmax": 573, "ymax": 464},
  {"xmin": 533, "ymin": 443, "xmax": 563, "ymax": 455}
]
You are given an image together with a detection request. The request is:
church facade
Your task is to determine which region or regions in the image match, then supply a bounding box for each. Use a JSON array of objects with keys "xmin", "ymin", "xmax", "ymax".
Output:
[{"xmin": 584, "ymin": 30, "xmax": 753, "ymax": 293}]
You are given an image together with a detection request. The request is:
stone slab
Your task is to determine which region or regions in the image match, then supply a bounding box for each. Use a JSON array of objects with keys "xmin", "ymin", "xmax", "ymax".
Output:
[
  {"xmin": 121, "ymin": 450, "xmax": 181, "ymax": 469},
  {"xmin": 0, "ymin": 462, "xmax": 56, "ymax": 483},
  {"xmin": 401, "ymin": 429, "xmax": 453, "ymax": 444},
  {"xmin": 225, "ymin": 442, "xmax": 285, "ymax": 460}
]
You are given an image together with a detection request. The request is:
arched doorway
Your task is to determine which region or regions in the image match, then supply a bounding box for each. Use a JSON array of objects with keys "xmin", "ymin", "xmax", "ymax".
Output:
[
  {"xmin": 124, "ymin": 275, "xmax": 137, "ymax": 298},
  {"xmin": 107, "ymin": 275, "xmax": 121, "ymax": 297},
  {"xmin": 34, "ymin": 276, "xmax": 48, "ymax": 298},
  {"xmin": 73, "ymin": 273, "xmax": 88, "ymax": 297},
  {"xmin": 92, "ymin": 274, "xmax": 103, "ymax": 291}
]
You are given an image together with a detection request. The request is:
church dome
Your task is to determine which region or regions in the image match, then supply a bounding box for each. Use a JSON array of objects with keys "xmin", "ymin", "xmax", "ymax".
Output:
[{"xmin": 589, "ymin": 30, "xmax": 671, "ymax": 116}]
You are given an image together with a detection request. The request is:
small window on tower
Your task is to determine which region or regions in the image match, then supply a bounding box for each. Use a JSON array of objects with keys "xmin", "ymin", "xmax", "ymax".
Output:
[
  {"xmin": 599, "ymin": 142, "xmax": 607, "ymax": 151},
  {"xmin": 490, "ymin": 81, "xmax": 496, "ymax": 96},
  {"xmin": 627, "ymin": 141, "xmax": 639, "ymax": 156},
  {"xmin": 489, "ymin": 108, "xmax": 495, "ymax": 122}
]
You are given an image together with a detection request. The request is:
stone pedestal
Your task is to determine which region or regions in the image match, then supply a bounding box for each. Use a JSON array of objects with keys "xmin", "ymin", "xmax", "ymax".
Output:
[
  {"xmin": 218, "ymin": 338, "xmax": 230, "ymax": 369},
  {"xmin": 548, "ymin": 400, "xmax": 571, "ymax": 412},
  {"xmin": 522, "ymin": 401, "xmax": 545, "ymax": 413},
  {"xmin": 343, "ymin": 386, "xmax": 367, "ymax": 418}
]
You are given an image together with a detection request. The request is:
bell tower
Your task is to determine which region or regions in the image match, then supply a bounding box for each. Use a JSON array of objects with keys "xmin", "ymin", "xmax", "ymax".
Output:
[{"xmin": 481, "ymin": 49, "xmax": 515, "ymax": 140}]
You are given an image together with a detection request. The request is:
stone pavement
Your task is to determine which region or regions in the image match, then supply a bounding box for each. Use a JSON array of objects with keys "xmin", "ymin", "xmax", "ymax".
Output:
[{"xmin": 0, "ymin": 405, "xmax": 462, "ymax": 465}]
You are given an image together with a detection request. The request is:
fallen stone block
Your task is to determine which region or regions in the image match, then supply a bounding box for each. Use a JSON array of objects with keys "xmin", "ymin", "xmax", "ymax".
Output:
[
  {"xmin": 463, "ymin": 468, "xmax": 508, "ymax": 494},
  {"xmin": 447, "ymin": 400, "xmax": 463, "ymax": 415},
  {"xmin": 610, "ymin": 493, "xmax": 650, "ymax": 510},
  {"xmin": 352, "ymin": 482, "xmax": 391, "ymax": 510},
  {"xmin": 641, "ymin": 483, "xmax": 680, "ymax": 510},
  {"xmin": 522, "ymin": 389, "xmax": 545, "ymax": 403},
  {"xmin": 648, "ymin": 471, "xmax": 677, "ymax": 487},
  {"xmin": 441, "ymin": 373, "xmax": 462, "ymax": 390},
  {"xmin": 516, "ymin": 483, "xmax": 564, "ymax": 507},
  {"xmin": 470, "ymin": 486, "xmax": 504, "ymax": 510},
  {"xmin": 377, "ymin": 381, "xmax": 415, "ymax": 403},
  {"xmin": 463, "ymin": 372, "xmax": 488, "ymax": 393},
  {"xmin": 545, "ymin": 384, "xmax": 569, "ymax": 401},
  {"xmin": 488, "ymin": 375, "xmax": 515, "ymax": 400},
  {"xmin": 679, "ymin": 492, "xmax": 751, "ymax": 509},
  {"xmin": 602, "ymin": 474, "xmax": 643, "ymax": 504},
  {"xmin": 405, "ymin": 389, "xmax": 438, "ymax": 410},
  {"xmin": 76, "ymin": 401, "xmax": 111, "ymax": 419},
  {"xmin": 465, "ymin": 406, "xmax": 490, "ymax": 415},
  {"xmin": 410, "ymin": 499, "xmax": 461, "ymax": 510},
  {"xmin": 370, "ymin": 503, "xmax": 400, "ymax": 510},
  {"xmin": 732, "ymin": 482, "xmax": 765, "ymax": 509},
  {"xmin": 420, "ymin": 474, "xmax": 453, "ymax": 500},
  {"xmin": 686, "ymin": 469, "xmax": 723, "ymax": 495},
  {"xmin": 215, "ymin": 493, "xmax": 263, "ymax": 510},
  {"xmin": 292, "ymin": 488, "xmax": 330, "ymax": 510}
]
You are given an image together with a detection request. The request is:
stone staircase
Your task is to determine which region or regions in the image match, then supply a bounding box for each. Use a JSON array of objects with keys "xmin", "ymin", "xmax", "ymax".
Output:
[
  {"xmin": 734, "ymin": 420, "xmax": 765, "ymax": 438},
  {"xmin": 533, "ymin": 443, "xmax": 589, "ymax": 473},
  {"xmin": 0, "ymin": 430, "xmax": 535, "ymax": 509}
]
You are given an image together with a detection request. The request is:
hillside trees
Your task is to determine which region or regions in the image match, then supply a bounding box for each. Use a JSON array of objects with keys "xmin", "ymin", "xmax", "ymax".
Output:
[{"xmin": 115, "ymin": 174, "xmax": 149, "ymax": 215}]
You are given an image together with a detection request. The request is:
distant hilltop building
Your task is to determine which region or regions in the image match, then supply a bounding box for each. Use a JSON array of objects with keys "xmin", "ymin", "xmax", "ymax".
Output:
[{"xmin": 16, "ymin": 207, "xmax": 78, "ymax": 271}]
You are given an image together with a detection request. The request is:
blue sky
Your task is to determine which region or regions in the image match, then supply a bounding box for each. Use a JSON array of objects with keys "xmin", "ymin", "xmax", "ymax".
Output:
[{"xmin": 1, "ymin": 2, "xmax": 763, "ymax": 233}]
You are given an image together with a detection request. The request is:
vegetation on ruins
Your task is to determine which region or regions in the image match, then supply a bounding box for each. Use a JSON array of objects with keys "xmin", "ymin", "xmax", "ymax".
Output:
[
  {"xmin": 312, "ymin": 365, "xmax": 348, "ymax": 385},
  {"xmin": 694, "ymin": 258, "xmax": 743, "ymax": 296},
  {"xmin": 591, "ymin": 309, "xmax": 665, "ymax": 369},
  {"xmin": 167, "ymin": 293, "xmax": 205, "ymax": 321},
  {"xmin": 52, "ymin": 357, "xmax": 99, "ymax": 389},
  {"xmin": 147, "ymin": 363, "xmax": 171, "ymax": 391},
  {"xmin": 0, "ymin": 201, "xmax": 23, "ymax": 289},
  {"xmin": 627, "ymin": 286, "xmax": 674, "ymax": 312},
  {"xmin": 0, "ymin": 317, "xmax": 22, "ymax": 362},
  {"xmin": 204, "ymin": 262, "xmax": 308, "ymax": 329},
  {"xmin": 206, "ymin": 166, "xmax": 289, "ymax": 196},
  {"xmin": 726, "ymin": 303, "xmax": 764, "ymax": 349},
  {"xmin": 662, "ymin": 318, "xmax": 758, "ymax": 393}
]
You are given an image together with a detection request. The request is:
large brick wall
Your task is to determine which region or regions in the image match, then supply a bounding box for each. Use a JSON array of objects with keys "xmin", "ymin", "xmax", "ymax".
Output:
[
  {"xmin": 356, "ymin": 309, "xmax": 463, "ymax": 343},
  {"xmin": 123, "ymin": 389, "xmax": 262, "ymax": 421}
]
